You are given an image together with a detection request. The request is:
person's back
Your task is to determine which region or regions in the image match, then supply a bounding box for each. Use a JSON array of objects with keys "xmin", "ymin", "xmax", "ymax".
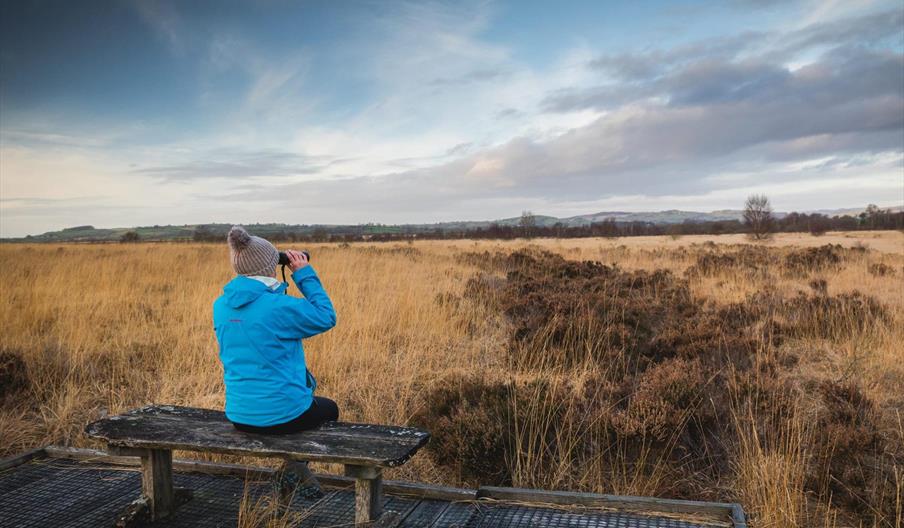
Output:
[
  {"xmin": 213, "ymin": 226, "xmax": 338, "ymax": 433},
  {"xmin": 213, "ymin": 226, "xmax": 337, "ymax": 495}
]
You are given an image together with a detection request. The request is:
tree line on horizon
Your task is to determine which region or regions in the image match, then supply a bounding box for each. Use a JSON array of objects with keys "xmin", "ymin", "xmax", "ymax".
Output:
[{"xmin": 174, "ymin": 200, "xmax": 902, "ymax": 244}]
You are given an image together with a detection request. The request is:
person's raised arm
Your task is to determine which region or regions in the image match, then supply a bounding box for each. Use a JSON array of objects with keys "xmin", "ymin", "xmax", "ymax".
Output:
[{"xmin": 271, "ymin": 250, "xmax": 336, "ymax": 339}]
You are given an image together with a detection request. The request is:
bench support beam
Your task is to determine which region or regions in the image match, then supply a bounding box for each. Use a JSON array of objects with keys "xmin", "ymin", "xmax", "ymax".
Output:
[
  {"xmin": 109, "ymin": 446, "xmax": 189, "ymax": 524},
  {"xmin": 344, "ymin": 464, "xmax": 382, "ymax": 525},
  {"xmin": 141, "ymin": 449, "xmax": 176, "ymax": 520}
]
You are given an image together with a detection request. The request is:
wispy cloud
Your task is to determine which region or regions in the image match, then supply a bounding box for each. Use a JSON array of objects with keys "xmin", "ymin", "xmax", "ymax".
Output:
[
  {"xmin": 428, "ymin": 68, "xmax": 511, "ymax": 87},
  {"xmin": 133, "ymin": 149, "xmax": 351, "ymax": 181},
  {"xmin": 130, "ymin": 0, "xmax": 187, "ymax": 54},
  {"xmin": 204, "ymin": 35, "xmax": 316, "ymax": 117}
]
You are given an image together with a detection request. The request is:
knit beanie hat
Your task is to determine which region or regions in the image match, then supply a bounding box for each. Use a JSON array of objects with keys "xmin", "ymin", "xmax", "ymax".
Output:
[{"xmin": 227, "ymin": 226, "xmax": 279, "ymax": 276}]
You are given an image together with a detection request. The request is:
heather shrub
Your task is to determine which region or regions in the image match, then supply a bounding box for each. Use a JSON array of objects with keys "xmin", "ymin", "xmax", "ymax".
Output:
[
  {"xmin": 867, "ymin": 262, "xmax": 896, "ymax": 277},
  {"xmin": 783, "ymin": 244, "xmax": 854, "ymax": 277},
  {"xmin": 685, "ymin": 246, "xmax": 774, "ymax": 278},
  {"xmin": 410, "ymin": 374, "xmax": 512, "ymax": 485},
  {"xmin": 410, "ymin": 373, "xmax": 570, "ymax": 486},
  {"xmin": 808, "ymin": 278, "xmax": 828, "ymax": 296},
  {"xmin": 413, "ymin": 367, "xmax": 726, "ymax": 497},
  {"xmin": 648, "ymin": 302, "xmax": 769, "ymax": 370},
  {"xmin": 474, "ymin": 249, "xmax": 695, "ymax": 370},
  {"xmin": 462, "ymin": 272, "xmax": 506, "ymax": 306},
  {"xmin": 780, "ymin": 291, "xmax": 888, "ymax": 340},
  {"xmin": 0, "ymin": 349, "xmax": 29, "ymax": 401},
  {"xmin": 807, "ymin": 380, "xmax": 898, "ymax": 523},
  {"xmin": 611, "ymin": 358, "xmax": 710, "ymax": 442}
]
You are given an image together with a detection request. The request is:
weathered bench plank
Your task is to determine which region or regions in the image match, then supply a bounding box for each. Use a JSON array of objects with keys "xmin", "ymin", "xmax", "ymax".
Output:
[{"xmin": 85, "ymin": 405, "xmax": 429, "ymax": 468}]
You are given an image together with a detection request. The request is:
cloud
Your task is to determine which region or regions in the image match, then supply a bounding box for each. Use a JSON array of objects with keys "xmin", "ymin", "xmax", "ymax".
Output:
[
  {"xmin": 487, "ymin": 49, "xmax": 903, "ymax": 196},
  {"xmin": 786, "ymin": 7, "xmax": 904, "ymax": 49},
  {"xmin": 554, "ymin": 7, "xmax": 904, "ymax": 113},
  {"xmin": 730, "ymin": 0, "xmax": 788, "ymax": 8},
  {"xmin": 196, "ymin": 148, "xmax": 902, "ymax": 226},
  {"xmin": 495, "ymin": 108, "xmax": 522, "ymax": 119},
  {"xmin": 429, "ymin": 68, "xmax": 511, "ymax": 87},
  {"xmin": 133, "ymin": 149, "xmax": 351, "ymax": 181},
  {"xmin": 587, "ymin": 32, "xmax": 761, "ymax": 82},
  {"xmin": 545, "ymin": 46, "xmax": 903, "ymax": 137},
  {"xmin": 130, "ymin": 0, "xmax": 187, "ymax": 54},
  {"xmin": 1, "ymin": 129, "xmax": 113, "ymax": 149},
  {"xmin": 445, "ymin": 142, "xmax": 474, "ymax": 156},
  {"xmin": 234, "ymin": 22, "xmax": 902, "ymax": 210},
  {"xmin": 0, "ymin": 196, "xmax": 108, "ymax": 207}
]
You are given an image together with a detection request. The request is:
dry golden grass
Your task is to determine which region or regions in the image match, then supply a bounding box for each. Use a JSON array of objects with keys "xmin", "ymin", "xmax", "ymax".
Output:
[
  {"xmin": 1, "ymin": 230, "xmax": 902, "ymax": 527},
  {"xmin": 236, "ymin": 480, "xmax": 313, "ymax": 528}
]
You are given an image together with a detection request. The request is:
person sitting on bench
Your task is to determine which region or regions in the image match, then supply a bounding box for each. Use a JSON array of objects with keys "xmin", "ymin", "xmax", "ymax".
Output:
[{"xmin": 213, "ymin": 226, "xmax": 338, "ymax": 493}]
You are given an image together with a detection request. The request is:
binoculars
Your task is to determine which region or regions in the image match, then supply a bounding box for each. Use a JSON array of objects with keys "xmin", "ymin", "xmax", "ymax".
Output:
[{"xmin": 278, "ymin": 251, "xmax": 311, "ymax": 266}]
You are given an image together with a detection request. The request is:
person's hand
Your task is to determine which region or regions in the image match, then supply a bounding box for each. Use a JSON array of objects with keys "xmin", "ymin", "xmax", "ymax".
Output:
[{"xmin": 285, "ymin": 249, "xmax": 309, "ymax": 272}]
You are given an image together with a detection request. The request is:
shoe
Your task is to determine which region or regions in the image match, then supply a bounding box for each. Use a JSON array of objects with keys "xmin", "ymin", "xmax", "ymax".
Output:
[{"xmin": 278, "ymin": 461, "xmax": 325, "ymax": 500}]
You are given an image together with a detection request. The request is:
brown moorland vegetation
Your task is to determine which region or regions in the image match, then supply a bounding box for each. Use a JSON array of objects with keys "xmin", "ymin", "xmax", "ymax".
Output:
[{"xmin": 1, "ymin": 231, "xmax": 902, "ymax": 527}]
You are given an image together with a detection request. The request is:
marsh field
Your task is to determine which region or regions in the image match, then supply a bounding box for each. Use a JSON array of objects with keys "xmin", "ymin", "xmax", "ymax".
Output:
[{"xmin": 1, "ymin": 231, "xmax": 902, "ymax": 527}]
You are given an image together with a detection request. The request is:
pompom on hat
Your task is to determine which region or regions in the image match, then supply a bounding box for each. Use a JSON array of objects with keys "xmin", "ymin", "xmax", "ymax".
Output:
[{"xmin": 227, "ymin": 226, "xmax": 279, "ymax": 276}]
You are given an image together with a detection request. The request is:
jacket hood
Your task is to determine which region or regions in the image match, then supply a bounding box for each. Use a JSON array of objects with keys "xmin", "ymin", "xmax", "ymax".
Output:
[{"xmin": 222, "ymin": 276, "xmax": 287, "ymax": 308}]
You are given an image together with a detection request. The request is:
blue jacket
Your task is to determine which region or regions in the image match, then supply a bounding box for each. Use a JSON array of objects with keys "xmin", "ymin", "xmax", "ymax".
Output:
[{"xmin": 213, "ymin": 266, "xmax": 336, "ymax": 426}]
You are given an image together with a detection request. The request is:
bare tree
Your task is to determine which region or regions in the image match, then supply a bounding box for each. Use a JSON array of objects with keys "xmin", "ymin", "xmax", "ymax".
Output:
[
  {"xmin": 743, "ymin": 194, "xmax": 774, "ymax": 241},
  {"xmin": 519, "ymin": 210, "xmax": 537, "ymax": 238},
  {"xmin": 859, "ymin": 203, "xmax": 883, "ymax": 230}
]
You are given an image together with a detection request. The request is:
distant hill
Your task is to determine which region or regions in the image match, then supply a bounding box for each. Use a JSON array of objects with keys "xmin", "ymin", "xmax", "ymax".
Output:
[
  {"xmin": 4, "ymin": 205, "xmax": 900, "ymax": 242},
  {"xmin": 554, "ymin": 209, "xmax": 750, "ymax": 226},
  {"xmin": 808, "ymin": 205, "xmax": 904, "ymax": 217}
]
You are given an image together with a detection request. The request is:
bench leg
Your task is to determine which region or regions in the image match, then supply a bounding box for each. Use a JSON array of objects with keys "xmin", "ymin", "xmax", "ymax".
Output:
[
  {"xmin": 141, "ymin": 449, "xmax": 175, "ymax": 520},
  {"xmin": 106, "ymin": 446, "xmax": 191, "ymax": 526},
  {"xmin": 344, "ymin": 465, "xmax": 382, "ymax": 525}
]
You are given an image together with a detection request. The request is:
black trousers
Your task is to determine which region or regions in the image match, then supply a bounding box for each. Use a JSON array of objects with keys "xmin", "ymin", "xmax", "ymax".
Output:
[{"xmin": 232, "ymin": 397, "xmax": 340, "ymax": 435}]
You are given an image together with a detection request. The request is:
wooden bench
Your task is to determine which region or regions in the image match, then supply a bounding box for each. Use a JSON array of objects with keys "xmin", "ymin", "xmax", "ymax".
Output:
[{"xmin": 85, "ymin": 405, "xmax": 430, "ymax": 526}]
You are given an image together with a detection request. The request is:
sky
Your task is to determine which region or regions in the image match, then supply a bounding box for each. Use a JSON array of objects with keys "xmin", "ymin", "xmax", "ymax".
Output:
[{"xmin": 1, "ymin": 0, "xmax": 902, "ymax": 237}]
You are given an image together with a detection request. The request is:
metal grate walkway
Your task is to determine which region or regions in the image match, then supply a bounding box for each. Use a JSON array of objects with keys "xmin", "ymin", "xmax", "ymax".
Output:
[{"xmin": 0, "ymin": 457, "xmax": 734, "ymax": 528}]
